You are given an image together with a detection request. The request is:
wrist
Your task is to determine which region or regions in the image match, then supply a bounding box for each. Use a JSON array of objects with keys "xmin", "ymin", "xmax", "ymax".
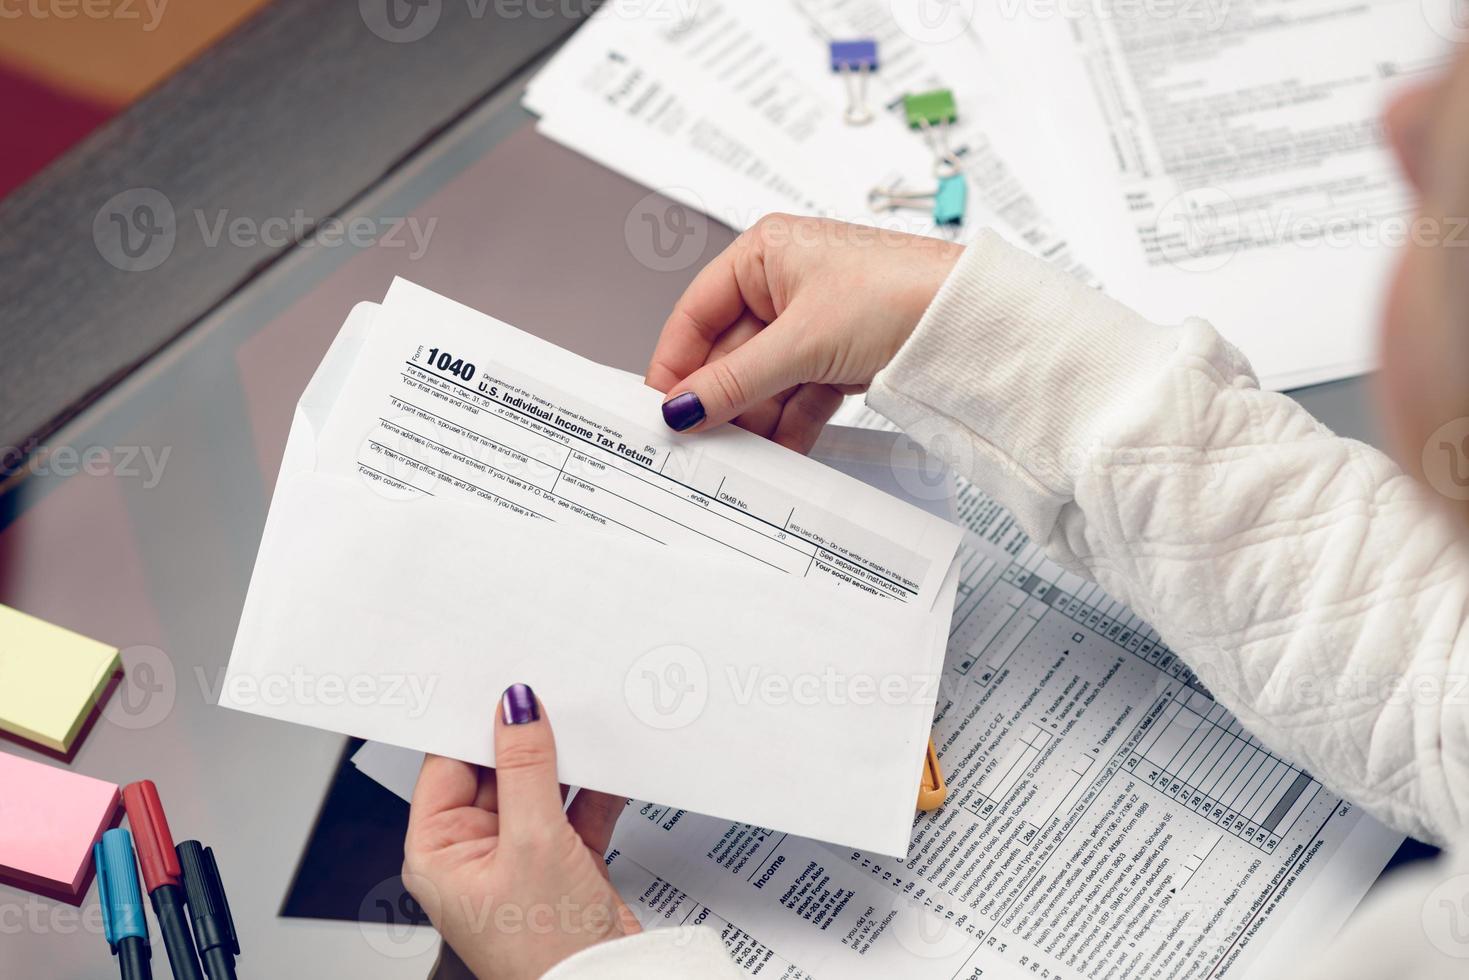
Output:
[
  {"xmin": 868, "ymin": 229, "xmax": 1186, "ymax": 531},
  {"xmin": 891, "ymin": 238, "xmax": 964, "ymax": 361}
]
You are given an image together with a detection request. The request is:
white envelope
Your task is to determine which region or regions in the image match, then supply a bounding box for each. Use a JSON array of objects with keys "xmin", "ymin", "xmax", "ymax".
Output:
[{"xmin": 225, "ymin": 302, "xmax": 957, "ymax": 854}]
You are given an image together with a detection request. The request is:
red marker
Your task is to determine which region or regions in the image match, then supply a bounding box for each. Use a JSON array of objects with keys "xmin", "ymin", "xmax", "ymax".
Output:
[{"xmin": 122, "ymin": 781, "xmax": 205, "ymax": 980}]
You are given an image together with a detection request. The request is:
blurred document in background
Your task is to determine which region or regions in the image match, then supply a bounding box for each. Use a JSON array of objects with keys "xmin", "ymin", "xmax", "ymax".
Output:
[
  {"xmin": 981, "ymin": 0, "xmax": 1447, "ymax": 387},
  {"xmin": 529, "ymin": 0, "xmax": 1452, "ymax": 388}
]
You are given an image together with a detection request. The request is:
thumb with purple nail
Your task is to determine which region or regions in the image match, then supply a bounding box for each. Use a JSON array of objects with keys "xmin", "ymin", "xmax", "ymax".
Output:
[
  {"xmin": 648, "ymin": 214, "xmax": 961, "ymax": 453},
  {"xmin": 403, "ymin": 683, "xmax": 638, "ymax": 979}
]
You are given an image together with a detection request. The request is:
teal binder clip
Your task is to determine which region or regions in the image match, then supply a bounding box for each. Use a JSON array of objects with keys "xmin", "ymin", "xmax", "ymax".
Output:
[
  {"xmin": 869, "ymin": 174, "xmax": 968, "ymax": 229},
  {"xmin": 932, "ymin": 175, "xmax": 967, "ymax": 225}
]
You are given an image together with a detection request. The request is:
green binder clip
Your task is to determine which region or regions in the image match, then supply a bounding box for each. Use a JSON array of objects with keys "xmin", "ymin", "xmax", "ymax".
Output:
[
  {"xmin": 902, "ymin": 88, "xmax": 960, "ymax": 177},
  {"xmin": 869, "ymin": 174, "xmax": 968, "ymax": 231}
]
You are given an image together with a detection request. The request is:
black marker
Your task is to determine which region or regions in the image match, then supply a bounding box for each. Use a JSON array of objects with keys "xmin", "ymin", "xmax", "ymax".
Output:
[{"xmin": 176, "ymin": 841, "xmax": 239, "ymax": 980}]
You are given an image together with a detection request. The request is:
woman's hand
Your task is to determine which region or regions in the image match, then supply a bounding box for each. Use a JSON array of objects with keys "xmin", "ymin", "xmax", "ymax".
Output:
[
  {"xmin": 647, "ymin": 214, "xmax": 962, "ymax": 452},
  {"xmin": 403, "ymin": 684, "xmax": 638, "ymax": 980}
]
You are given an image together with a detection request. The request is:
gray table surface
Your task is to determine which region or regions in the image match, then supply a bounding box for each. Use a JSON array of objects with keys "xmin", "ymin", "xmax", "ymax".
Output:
[
  {"xmin": 0, "ymin": 63, "xmax": 1386, "ymax": 980},
  {"xmin": 0, "ymin": 0, "xmax": 585, "ymax": 468}
]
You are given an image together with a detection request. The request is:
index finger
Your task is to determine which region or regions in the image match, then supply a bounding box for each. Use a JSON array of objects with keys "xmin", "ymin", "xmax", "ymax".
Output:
[{"xmin": 645, "ymin": 227, "xmax": 777, "ymax": 393}]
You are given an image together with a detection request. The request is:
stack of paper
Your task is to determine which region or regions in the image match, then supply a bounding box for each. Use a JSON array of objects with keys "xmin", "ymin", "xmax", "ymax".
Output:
[
  {"xmin": 301, "ymin": 286, "xmax": 1406, "ymax": 976},
  {"xmin": 350, "ymin": 434, "xmax": 1406, "ymax": 977},
  {"xmin": 224, "ymin": 279, "xmax": 964, "ymax": 856},
  {"xmin": 527, "ymin": 0, "xmax": 1450, "ymax": 387}
]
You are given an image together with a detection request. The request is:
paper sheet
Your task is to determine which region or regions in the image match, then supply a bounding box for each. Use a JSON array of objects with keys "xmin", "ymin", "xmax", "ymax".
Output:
[
  {"xmin": 527, "ymin": 0, "xmax": 1094, "ymax": 280},
  {"xmin": 529, "ymin": 14, "xmax": 826, "ymax": 230},
  {"xmin": 347, "ymin": 418, "xmax": 963, "ymax": 808},
  {"xmin": 783, "ymin": 0, "xmax": 1092, "ymax": 274},
  {"xmin": 324, "ymin": 280, "xmax": 963, "ymax": 609},
  {"xmin": 973, "ymin": 0, "xmax": 1451, "ymax": 388},
  {"xmin": 616, "ymin": 406, "xmax": 1405, "ymax": 978},
  {"xmin": 530, "ymin": 0, "xmax": 1449, "ymax": 389},
  {"xmin": 350, "ymin": 738, "xmax": 424, "ymax": 803},
  {"xmin": 225, "ymin": 291, "xmax": 963, "ymax": 854},
  {"xmin": 354, "ymin": 411, "xmax": 1403, "ymax": 976},
  {"xmin": 605, "ymin": 851, "xmax": 815, "ymax": 977},
  {"xmin": 361, "ymin": 732, "xmax": 1399, "ymax": 979}
]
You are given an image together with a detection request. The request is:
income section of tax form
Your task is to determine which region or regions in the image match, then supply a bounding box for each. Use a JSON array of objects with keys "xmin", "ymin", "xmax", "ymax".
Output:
[
  {"xmin": 609, "ymin": 410, "xmax": 1405, "ymax": 979},
  {"xmin": 312, "ymin": 279, "xmax": 962, "ymax": 611}
]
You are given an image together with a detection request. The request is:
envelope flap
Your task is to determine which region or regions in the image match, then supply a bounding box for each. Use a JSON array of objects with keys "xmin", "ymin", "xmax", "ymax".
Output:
[{"xmin": 304, "ymin": 301, "xmax": 380, "ymax": 428}]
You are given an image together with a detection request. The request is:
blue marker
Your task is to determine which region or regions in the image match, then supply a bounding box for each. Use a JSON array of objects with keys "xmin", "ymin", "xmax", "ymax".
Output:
[{"xmin": 96, "ymin": 828, "xmax": 154, "ymax": 980}]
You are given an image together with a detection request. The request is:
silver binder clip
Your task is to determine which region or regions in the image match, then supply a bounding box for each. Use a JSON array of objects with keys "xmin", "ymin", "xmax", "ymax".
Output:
[{"xmin": 868, "ymin": 174, "xmax": 968, "ymax": 235}]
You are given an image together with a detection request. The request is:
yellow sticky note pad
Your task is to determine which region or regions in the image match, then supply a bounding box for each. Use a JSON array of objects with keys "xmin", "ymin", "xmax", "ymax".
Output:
[{"xmin": 0, "ymin": 605, "xmax": 120, "ymax": 752}]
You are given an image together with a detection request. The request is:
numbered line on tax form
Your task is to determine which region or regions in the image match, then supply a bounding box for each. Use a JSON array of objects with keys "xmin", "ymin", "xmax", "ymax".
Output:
[{"xmin": 828, "ymin": 512, "xmax": 1359, "ymax": 978}]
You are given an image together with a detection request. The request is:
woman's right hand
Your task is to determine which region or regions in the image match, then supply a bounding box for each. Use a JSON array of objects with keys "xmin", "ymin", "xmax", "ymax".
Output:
[{"xmin": 646, "ymin": 215, "xmax": 963, "ymax": 453}]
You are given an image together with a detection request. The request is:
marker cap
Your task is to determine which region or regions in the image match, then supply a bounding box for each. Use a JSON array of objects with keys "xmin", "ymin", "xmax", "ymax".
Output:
[
  {"xmin": 95, "ymin": 828, "xmax": 149, "ymax": 948},
  {"xmin": 177, "ymin": 841, "xmax": 239, "ymax": 958},
  {"xmin": 122, "ymin": 780, "xmax": 183, "ymax": 892}
]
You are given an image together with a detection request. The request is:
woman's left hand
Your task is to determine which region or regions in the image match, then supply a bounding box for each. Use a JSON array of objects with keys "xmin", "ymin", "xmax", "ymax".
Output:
[{"xmin": 403, "ymin": 683, "xmax": 639, "ymax": 980}]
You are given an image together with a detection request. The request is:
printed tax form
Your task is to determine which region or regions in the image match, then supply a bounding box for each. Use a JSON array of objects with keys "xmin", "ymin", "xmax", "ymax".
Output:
[
  {"xmin": 595, "ymin": 406, "xmax": 1404, "ymax": 979},
  {"xmin": 355, "ymin": 425, "xmax": 1403, "ymax": 978},
  {"xmin": 223, "ymin": 280, "xmax": 962, "ymax": 855},
  {"xmin": 974, "ymin": 0, "xmax": 1450, "ymax": 388}
]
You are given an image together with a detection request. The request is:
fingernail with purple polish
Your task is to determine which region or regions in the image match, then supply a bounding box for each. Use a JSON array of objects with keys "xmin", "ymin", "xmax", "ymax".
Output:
[
  {"xmin": 662, "ymin": 392, "xmax": 705, "ymax": 432},
  {"xmin": 501, "ymin": 683, "xmax": 539, "ymax": 725}
]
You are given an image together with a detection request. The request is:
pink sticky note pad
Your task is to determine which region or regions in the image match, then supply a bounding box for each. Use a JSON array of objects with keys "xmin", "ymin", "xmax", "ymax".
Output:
[{"xmin": 0, "ymin": 753, "xmax": 120, "ymax": 903}]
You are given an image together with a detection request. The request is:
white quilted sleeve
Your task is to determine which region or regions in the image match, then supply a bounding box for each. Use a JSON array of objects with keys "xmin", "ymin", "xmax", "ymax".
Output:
[{"xmin": 869, "ymin": 231, "xmax": 1469, "ymax": 844}]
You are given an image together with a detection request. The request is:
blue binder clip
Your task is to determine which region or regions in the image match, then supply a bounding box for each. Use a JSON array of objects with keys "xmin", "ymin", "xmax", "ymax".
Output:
[
  {"xmin": 830, "ymin": 39, "xmax": 878, "ymax": 125},
  {"xmin": 869, "ymin": 174, "xmax": 968, "ymax": 230}
]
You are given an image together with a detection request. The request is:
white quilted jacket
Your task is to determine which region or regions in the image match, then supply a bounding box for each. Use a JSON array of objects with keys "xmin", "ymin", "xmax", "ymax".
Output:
[{"xmin": 531, "ymin": 233, "xmax": 1469, "ymax": 978}]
